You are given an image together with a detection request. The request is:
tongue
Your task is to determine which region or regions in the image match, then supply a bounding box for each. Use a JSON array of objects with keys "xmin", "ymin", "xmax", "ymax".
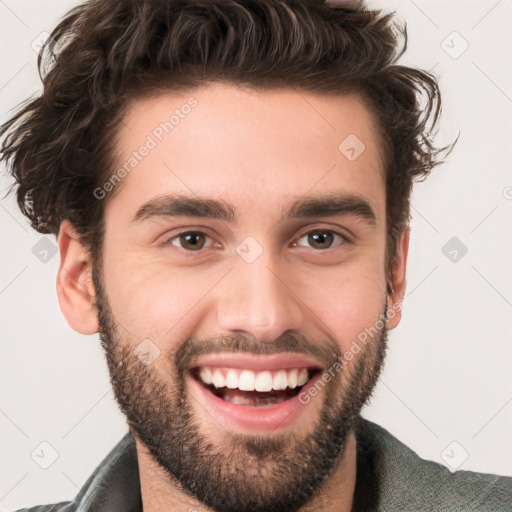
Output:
[{"xmin": 213, "ymin": 387, "xmax": 297, "ymax": 407}]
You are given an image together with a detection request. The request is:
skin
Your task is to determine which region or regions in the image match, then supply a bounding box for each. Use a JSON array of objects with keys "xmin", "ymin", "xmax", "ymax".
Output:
[{"xmin": 56, "ymin": 83, "xmax": 409, "ymax": 511}]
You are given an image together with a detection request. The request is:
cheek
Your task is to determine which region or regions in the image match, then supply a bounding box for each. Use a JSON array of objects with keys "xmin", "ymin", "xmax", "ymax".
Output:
[
  {"xmin": 297, "ymin": 264, "xmax": 387, "ymax": 354},
  {"xmin": 102, "ymin": 253, "xmax": 223, "ymax": 347}
]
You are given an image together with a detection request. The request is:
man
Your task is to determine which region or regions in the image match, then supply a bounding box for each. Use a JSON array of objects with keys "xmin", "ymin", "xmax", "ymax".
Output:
[{"xmin": 1, "ymin": 0, "xmax": 510, "ymax": 510}]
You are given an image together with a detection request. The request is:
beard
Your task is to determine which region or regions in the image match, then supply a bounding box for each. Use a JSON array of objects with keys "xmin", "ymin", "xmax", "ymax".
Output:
[{"xmin": 91, "ymin": 261, "xmax": 389, "ymax": 512}]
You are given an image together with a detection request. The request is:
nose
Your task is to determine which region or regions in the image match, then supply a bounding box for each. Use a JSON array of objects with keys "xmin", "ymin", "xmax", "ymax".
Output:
[{"xmin": 216, "ymin": 251, "xmax": 304, "ymax": 343}]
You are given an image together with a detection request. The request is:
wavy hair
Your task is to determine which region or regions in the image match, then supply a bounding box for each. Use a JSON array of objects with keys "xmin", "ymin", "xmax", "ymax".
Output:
[{"xmin": 0, "ymin": 0, "xmax": 454, "ymax": 273}]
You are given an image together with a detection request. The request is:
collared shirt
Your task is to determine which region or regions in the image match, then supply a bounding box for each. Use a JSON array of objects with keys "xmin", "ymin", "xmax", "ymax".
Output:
[{"xmin": 14, "ymin": 416, "xmax": 512, "ymax": 511}]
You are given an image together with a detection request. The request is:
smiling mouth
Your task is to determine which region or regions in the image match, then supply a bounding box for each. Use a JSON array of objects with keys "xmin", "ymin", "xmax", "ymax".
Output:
[{"xmin": 190, "ymin": 366, "xmax": 322, "ymax": 407}]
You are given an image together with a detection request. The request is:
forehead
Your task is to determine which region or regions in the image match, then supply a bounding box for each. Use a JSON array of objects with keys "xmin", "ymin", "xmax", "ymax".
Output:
[{"xmin": 106, "ymin": 83, "xmax": 386, "ymax": 222}]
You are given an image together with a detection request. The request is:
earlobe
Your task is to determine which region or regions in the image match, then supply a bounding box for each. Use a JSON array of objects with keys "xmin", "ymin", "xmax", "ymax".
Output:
[
  {"xmin": 56, "ymin": 220, "xmax": 99, "ymax": 335},
  {"xmin": 385, "ymin": 226, "xmax": 410, "ymax": 330}
]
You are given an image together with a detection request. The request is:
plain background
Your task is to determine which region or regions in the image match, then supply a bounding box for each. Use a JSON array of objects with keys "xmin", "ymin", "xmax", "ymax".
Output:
[{"xmin": 1, "ymin": 0, "xmax": 511, "ymax": 508}]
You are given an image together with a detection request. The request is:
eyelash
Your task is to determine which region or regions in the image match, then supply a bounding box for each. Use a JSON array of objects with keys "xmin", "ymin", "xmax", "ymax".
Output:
[{"xmin": 163, "ymin": 228, "xmax": 350, "ymax": 253}]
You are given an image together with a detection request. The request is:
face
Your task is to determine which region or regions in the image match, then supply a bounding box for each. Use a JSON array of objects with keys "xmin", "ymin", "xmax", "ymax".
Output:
[{"xmin": 58, "ymin": 83, "xmax": 408, "ymax": 512}]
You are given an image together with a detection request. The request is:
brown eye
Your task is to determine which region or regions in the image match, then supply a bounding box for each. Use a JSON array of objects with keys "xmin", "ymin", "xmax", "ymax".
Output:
[
  {"xmin": 294, "ymin": 230, "xmax": 346, "ymax": 250},
  {"xmin": 308, "ymin": 231, "xmax": 334, "ymax": 249},
  {"xmin": 170, "ymin": 232, "xmax": 208, "ymax": 251}
]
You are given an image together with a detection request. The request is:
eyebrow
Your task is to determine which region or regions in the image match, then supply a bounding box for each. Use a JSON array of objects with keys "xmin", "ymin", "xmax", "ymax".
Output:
[{"xmin": 131, "ymin": 192, "xmax": 376, "ymax": 226}]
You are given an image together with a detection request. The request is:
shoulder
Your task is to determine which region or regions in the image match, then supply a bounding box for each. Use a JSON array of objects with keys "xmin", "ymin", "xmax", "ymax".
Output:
[
  {"xmin": 354, "ymin": 416, "xmax": 512, "ymax": 511},
  {"xmin": 9, "ymin": 432, "xmax": 140, "ymax": 512},
  {"xmin": 11, "ymin": 503, "xmax": 76, "ymax": 512}
]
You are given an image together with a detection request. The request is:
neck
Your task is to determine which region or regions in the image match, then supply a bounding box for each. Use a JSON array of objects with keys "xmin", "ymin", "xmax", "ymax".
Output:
[{"xmin": 135, "ymin": 430, "xmax": 357, "ymax": 512}]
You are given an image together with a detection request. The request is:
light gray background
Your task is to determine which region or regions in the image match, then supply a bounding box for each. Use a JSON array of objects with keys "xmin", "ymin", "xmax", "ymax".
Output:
[{"xmin": 1, "ymin": 0, "xmax": 511, "ymax": 508}]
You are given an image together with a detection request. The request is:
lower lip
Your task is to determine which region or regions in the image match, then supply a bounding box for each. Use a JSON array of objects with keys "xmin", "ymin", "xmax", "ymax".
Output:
[{"xmin": 187, "ymin": 372, "xmax": 322, "ymax": 433}]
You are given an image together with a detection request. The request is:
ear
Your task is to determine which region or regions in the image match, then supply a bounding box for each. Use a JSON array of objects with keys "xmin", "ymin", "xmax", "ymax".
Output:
[
  {"xmin": 385, "ymin": 226, "xmax": 410, "ymax": 330},
  {"xmin": 56, "ymin": 220, "xmax": 99, "ymax": 335}
]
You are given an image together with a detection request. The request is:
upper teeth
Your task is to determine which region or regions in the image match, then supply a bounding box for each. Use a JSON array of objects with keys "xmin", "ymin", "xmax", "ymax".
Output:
[{"xmin": 198, "ymin": 367, "xmax": 310, "ymax": 392}]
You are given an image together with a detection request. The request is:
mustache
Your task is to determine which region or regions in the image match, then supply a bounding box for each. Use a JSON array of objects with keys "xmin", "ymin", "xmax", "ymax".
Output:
[{"xmin": 174, "ymin": 331, "xmax": 342, "ymax": 377}]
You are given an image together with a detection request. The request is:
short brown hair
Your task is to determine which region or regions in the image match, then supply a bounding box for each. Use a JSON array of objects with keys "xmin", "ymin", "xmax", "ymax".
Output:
[{"xmin": 0, "ymin": 0, "xmax": 453, "ymax": 276}]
